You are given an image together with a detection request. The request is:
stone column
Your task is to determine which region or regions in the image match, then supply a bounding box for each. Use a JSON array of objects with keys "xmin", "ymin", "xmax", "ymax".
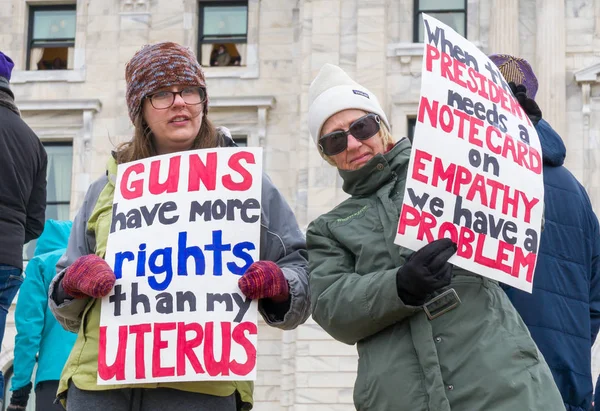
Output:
[
  {"xmin": 488, "ymin": 0, "xmax": 520, "ymax": 56},
  {"xmin": 535, "ymin": 0, "xmax": 566, "ymax": 138}
]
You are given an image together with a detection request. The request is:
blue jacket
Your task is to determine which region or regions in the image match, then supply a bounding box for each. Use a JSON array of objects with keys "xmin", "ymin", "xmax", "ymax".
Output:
[
  {"xmin": 503, "ymin": 119, "xmax": 600, "ymax": 411},
  {"xmin": 11, "ymin": 219, "xmax": 77, "ymax": 390}
]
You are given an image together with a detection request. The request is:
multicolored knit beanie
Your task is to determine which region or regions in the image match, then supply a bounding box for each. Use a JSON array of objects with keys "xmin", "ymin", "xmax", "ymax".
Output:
[
  {"xmin": 489, "ymin": 54, "xmax": 538, "ymax": 99},
  {"xmin": 125, "ymin": 41, "xmax": 207, "ymax": 123}
]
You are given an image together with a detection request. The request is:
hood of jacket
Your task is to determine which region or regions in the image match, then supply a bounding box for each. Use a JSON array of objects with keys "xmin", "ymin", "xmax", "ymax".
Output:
[
  {"xmin": 535, "ymin": 119, "xmax": 566, "ymax": 167},
  {"xmin": 33, "ymin": 219, "xmax": 72, "ymax": 257}
]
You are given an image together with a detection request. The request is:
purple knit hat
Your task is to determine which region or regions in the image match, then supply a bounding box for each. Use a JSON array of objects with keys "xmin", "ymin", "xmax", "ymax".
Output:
[
  {"xmin": 125, "ymin": 42, "xmax": 207, "ymax": 123},
  {"xmin": 0, "ymin": 51, "xmax": 15, "ymax": 98},
  {"xmin": 489, "ymin": 54, "xmax": 538, "ymax": 99}
]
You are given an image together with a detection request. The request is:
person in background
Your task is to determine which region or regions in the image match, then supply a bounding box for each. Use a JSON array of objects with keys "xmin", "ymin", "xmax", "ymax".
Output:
[
  {"xmin": 7, "ymin": 220, "xmax": 76, "ymax": 411},
  {"xmin": 306, "ymin": 63, "xmax": 564, "ymax": 411},
  {"xmin": 48, "ymin": 41, "xmax": 310, "ymax": 411},
  {"xmin": 490, "ymin": 53, "xmax": 600, "ymax": 411},
  {"xmin": 214, "ymin": 44, "xmax": 232, "ymax": 66},
  {"xmin": 0, "ymin": 50, "xmax": 47, "ymax": 408}
]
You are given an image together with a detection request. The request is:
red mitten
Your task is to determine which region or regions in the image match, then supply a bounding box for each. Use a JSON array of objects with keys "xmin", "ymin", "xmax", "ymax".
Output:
[
  {"xmin": 62, "ymin": 254, "xmax": 116, "ymax": 299},
  {"xmin": 238, "ymin": 261, "xmax": 289, "ymax": 302}
]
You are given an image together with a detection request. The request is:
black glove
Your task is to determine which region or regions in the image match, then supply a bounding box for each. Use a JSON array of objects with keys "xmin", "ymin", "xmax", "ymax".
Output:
[
  {"xmin": 508, "ymin": 82, "xmax": 542, "ymax": 126},
  {"xmin": 7, "ymin": 382, "xmax": 32, "ymax": 411},
  {"xmin": 396, "ymin": 238, "xmax": 457, "ymax": 306}
]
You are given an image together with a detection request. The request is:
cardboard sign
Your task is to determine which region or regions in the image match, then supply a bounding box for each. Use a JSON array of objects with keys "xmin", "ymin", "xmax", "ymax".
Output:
[
  {"xmin": 395, "ymin": 14, "xmax": 544, "ymax": 293},
  {"xmin": 98, "ymin": 148, "xmax": 262, "ymax": 384}
]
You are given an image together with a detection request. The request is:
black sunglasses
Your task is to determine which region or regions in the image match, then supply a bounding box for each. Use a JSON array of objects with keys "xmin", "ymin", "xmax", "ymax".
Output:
[{"xmin": 318, "ymin": 113, "xmax": 381, "ymax": 156}]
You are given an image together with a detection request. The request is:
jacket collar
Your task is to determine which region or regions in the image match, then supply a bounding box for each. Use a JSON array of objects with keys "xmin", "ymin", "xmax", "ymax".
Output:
[
  {"xmin": 0, "ymin": 89, "xmax": 19, "ymax": 116},
  {"xmin": 339, "ymin": 137, "xmax": 411, "ymax": 196}
]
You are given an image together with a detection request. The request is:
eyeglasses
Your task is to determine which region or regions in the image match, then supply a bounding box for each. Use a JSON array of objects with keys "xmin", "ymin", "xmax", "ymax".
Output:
[
  {"xmin": 318, "ymin": 113, "xmax": 381, "ymax": 156},
  {"xmin": 146, "ymin": 87, "xmax": 206, "ymax": 110}
]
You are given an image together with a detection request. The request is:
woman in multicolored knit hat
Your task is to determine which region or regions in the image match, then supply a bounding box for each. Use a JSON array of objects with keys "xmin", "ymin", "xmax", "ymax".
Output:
[{"xmin": 48, "ymin": 42, "xmax": 310, "ymax": 411}]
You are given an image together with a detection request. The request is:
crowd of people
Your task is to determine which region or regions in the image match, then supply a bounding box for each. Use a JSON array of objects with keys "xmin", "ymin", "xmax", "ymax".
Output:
[{"xmin": 0, "ymin": 40, "xmax": 598, "ymax": 411}]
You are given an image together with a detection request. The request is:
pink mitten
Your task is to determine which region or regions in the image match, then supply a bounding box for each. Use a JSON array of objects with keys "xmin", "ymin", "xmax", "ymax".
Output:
[
  {"xmin": 238, "ymin": 261, "xmax": 289, "ymax": 302},
  {"xmin": 62, "ymin": 254, "xmax": 116, "ymax": 299}
]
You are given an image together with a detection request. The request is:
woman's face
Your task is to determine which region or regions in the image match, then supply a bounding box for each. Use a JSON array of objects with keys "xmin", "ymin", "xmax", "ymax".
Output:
[
  {"xmin": 142, "ymin": 85, "xmax": 204, "ymax": 155},
  {"xmin": 321, "ymin": 109, "xmax": 386, "ymax": 171}
]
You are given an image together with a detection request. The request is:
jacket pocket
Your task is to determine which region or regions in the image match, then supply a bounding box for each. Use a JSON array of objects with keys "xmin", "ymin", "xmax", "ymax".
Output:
[{"xmin": 487, "ymin": 285, "xmax": 540, "ymax": 365}]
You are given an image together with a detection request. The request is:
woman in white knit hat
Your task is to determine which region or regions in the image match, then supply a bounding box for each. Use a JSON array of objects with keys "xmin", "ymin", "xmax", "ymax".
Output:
[{"xmin": 306, "ymin": 63, "xmax": 563, "ymax": 411}]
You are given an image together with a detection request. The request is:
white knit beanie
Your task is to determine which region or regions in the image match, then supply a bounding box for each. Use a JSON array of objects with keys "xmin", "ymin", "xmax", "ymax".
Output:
[{"xmin": 308, "ymin": 64, "xmax": 390, "ymax": 144}]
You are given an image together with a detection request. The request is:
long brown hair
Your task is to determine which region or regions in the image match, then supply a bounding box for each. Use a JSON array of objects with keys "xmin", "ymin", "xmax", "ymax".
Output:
[{"xmin": 115, "ymin": 113, "xmax": 220, "ymax": 164}]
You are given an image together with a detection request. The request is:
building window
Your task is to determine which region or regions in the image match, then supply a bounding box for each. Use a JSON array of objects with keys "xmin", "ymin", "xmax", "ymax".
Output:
[
  {"xmin": 407, "ymin": 118, "xmax": 417, "ymax": 142},
  {"xmin": 27, "ymin": 5, "xmax": 77, "ymax": 71},
  {"xmin": 198, "ymin": 1, "xmax": 248, "ymax": 67},
  {"xmin": 413, "ymin": 0, "xmax": 466, "ymax": 43},
  {"xmin": 45, "ymin": 143, "xmax": 73, "ymax": 221},
  {"xmin": 23, "ymin": 142, "xmax": 73, "ymax": 260},
  {"xmin": 233, "ymin": 134, "xmax": 248, "ymax": 146}
]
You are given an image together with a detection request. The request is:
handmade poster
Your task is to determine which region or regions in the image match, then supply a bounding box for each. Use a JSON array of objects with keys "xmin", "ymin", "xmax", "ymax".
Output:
[
  {"xmin": 98, "ymin": 147, "xmax": 262, "ymax": 384},
  {"xmin": 395, "ymin": 14, "xmax": 544, "ymax": 293}
]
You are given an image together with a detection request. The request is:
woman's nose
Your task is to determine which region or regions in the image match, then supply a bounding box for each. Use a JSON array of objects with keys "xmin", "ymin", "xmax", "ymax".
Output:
[
  {"xmin": 346, "ymin": 134, "xmax": 362, "ymax": 150},
  {"xmin": 172, "ymin": 93, "xmax": 186, "ymax": 107}
]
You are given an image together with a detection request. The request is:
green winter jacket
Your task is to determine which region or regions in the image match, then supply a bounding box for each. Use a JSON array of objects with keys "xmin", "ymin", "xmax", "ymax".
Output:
[{"xmin": 307, "ymin": 138, "xmax": 564, "ymax": 411}]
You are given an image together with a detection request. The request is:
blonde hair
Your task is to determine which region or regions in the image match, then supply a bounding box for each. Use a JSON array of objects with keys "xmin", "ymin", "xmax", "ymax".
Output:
[
  {"xmin": 319, "ymin": 120, "xmax": 395, "ymax": 166},
  {"xmin": 115, "ymin": 113, "xmax": 219, "ymax": 164}
]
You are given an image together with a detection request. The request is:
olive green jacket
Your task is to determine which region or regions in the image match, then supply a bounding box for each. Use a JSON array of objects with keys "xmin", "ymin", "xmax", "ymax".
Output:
[{"xmin": 307, "ymin": 138, "xmax": 563, "ymax": 411}]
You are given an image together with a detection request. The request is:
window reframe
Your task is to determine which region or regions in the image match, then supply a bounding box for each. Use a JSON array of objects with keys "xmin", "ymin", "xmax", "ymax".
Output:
[
  {"xmin": 407, "ymin": 117, "xmax": 417, "ymax": 142},
  {"xmin": 26, "ymin": 4, "xmax": 77, "ymax": 71},
  {"xmin": 43, "ymin": 141, "xmax": 73, "ymax": 219},
  {"xmin": 413, "ymin": 0, "xmax": 467, "ymax": 43},
  {"xmin": 197, "ymin": 0, "xmax": 249, "ymax": 65}
]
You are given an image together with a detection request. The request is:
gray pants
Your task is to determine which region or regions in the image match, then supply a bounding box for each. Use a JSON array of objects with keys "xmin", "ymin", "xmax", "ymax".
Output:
[
  {"xmin": 35, "ymin": 380, "xmax": 63, "ymax": 411},
  {"xmin": 66, "ymin": 382, "xmax": 237, "ymax": 411}
]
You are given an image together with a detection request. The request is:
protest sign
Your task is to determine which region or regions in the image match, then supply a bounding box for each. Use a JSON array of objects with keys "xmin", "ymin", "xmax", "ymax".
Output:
[
  {"xmin": 395, "ymin": 14, "xmax": 544, "ymax": 293},
  {"xmin": 98, "ymin": 147, "xmax": 262, "ymax": 384}
]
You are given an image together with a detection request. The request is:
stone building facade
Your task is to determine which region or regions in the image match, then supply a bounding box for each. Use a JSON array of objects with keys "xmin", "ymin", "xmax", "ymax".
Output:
[{"xmin": 1, "ymin": 0, "xmax": 600, "ymax": 409}]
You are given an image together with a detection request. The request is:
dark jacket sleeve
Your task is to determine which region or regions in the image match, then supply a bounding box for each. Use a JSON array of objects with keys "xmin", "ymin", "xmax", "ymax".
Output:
[
  {"xmin": 257, "ymin": 174, "xmax": 310, "ymax": 330},
  {"xmin": 219, "ymin": 132, "xmax": 310, "ymax": 329},
  {"xmin": 49, "ymin": 176, "xmax": 105, "ymax": 332},
  {"xmin": 24, "ymin": 149, "xmax": 47, "ymax": 243},
  {"xmin": 589, "ymin": 212, "xmax": 600, "ymax": 344}
]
